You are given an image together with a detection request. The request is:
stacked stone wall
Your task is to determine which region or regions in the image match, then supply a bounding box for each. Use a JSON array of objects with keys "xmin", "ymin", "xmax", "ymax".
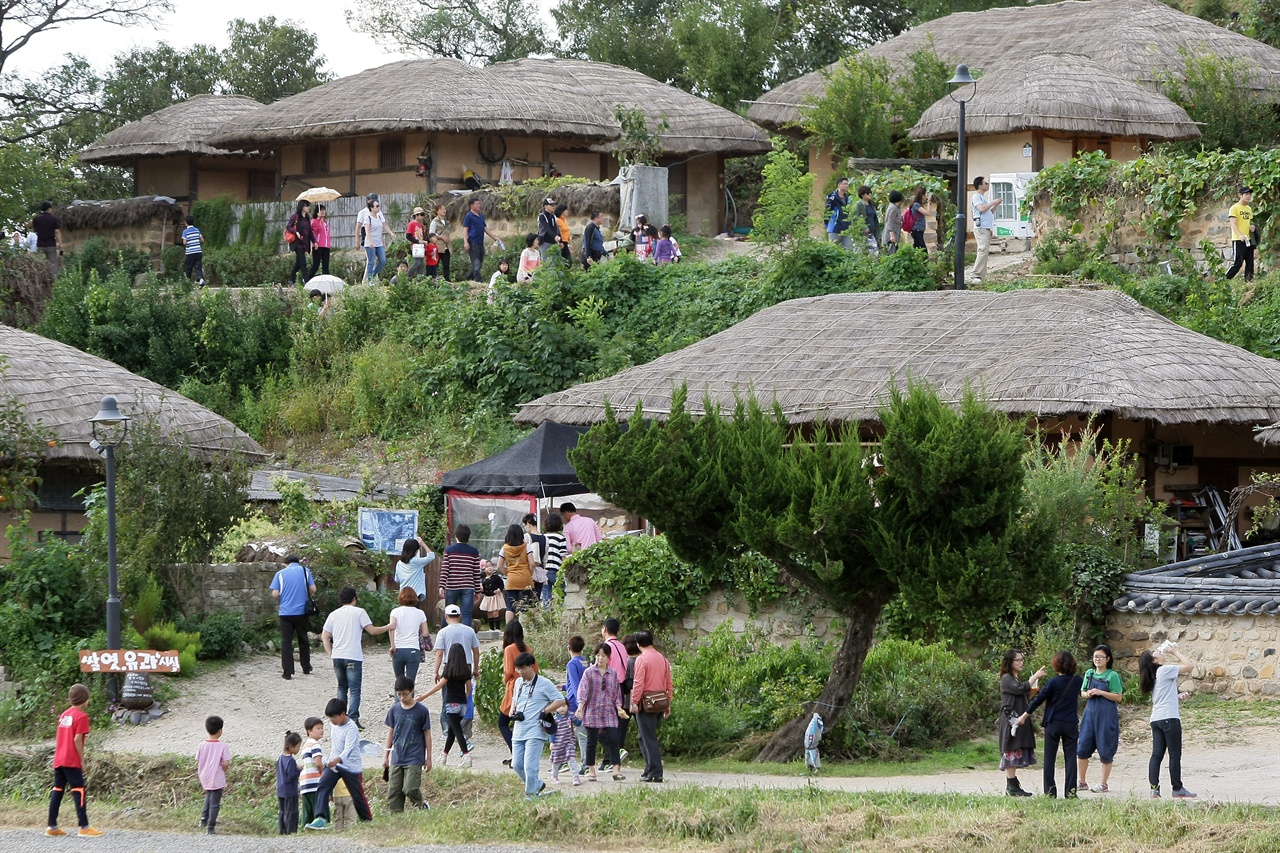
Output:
[{"xmin": 1106, "ymin": 611, "xmax": 1279, "ymax": 698}]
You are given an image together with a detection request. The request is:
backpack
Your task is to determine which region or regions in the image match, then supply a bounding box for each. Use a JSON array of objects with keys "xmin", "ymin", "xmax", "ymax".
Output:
[{"xmin": 902, "ymin": 206, "xmax": 917, "ymax": 232}]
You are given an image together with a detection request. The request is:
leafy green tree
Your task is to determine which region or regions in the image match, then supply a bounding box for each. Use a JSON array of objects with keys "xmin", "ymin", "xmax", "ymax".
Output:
[
  {"xmin": 571, "ymin": 381, "xmax": 1048, "ymax": 761},
  {"xmin": 802, "ymin": 44, "xmax": 953, "ymax": 158},
  {"xmin": 672, "ymin": 0, "xmax": 780, "ymax": 108},
  {"xmin": 551, "ymin": 0, "xmax": 686, "ymax": 87},
  {"xmin": 1159, "ymin": 50, "xmax": 1280, "ymax": 153},
  {"xmin": 1246, "ymin": 0, "xmax": 1280, "ymax": 48},
  {"xmin": 347, "ymin": 0, "xmax": 547, "ymax": 65},
  {"xmin": 221, "ymin": 17, "xmax": 333, "ymax": 103},
  {"xmin": 102, "ymin": 44, "xmax": 224, "ymax": 121},
  {"xmin": 750, "ymin": 143, "xmax": 814, "ymax": 244}
]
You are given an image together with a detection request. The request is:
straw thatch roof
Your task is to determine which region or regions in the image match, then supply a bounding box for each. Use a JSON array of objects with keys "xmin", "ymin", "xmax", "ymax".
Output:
[
  {"xmin": 748, "ymin": 0, "xmax": 1280, "ymax": 131},
  {"xmin": 209, "ymin": 59, "xmax": 770, "ymax": 158},
  {"xmin": 516, "ymin": 289, "xmax": 1280, "ymax": 427},
  {"xmin": 57, "ymin": 196, "xmax": 185, "ymax": 232},
  {"xmin": 910, "ymin": 55, "xmax": 1200, "ymax": 142},
  {"xmin": 79, "ymin": 94, "xmax": 266, "ymax": 165},
  {"xmin": 0, "ymin": 326, "xmax": 268, "ymax": 464}
]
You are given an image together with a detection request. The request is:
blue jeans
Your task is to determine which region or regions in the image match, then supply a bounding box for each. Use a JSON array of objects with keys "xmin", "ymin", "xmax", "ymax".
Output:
[
  {"xmin": 332, "ymin": 659, "xmax": 363, "ymax": 722},
  {"xmin": 541, "ymin": 570, "xmax": 557, "ymax": 608},
  {"xmin": 391, "ymin": 648, "xmax": 421, "ymax": 685},
  {"xmin": 444, "ymin": 588, "xmax": 475, "ymax": 628},
  {"xmin": 364, "ymin": 245, "xmax": 387, "ymax": 281},
  {"xmin": 512, "ymin": 737, "xmax": 546, "ymax": 796}
]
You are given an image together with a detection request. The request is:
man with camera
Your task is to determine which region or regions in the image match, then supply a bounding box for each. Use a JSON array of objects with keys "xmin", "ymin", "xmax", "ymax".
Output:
[{"xmin": 509, "ymin": 652, "xmax": 566, "ymax": 799}]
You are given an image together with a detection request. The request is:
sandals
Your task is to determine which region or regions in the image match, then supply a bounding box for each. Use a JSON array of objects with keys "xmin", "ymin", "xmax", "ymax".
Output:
[{"xmin": 612, "ymin": 773, "xmax": 626, "ymax": 781}]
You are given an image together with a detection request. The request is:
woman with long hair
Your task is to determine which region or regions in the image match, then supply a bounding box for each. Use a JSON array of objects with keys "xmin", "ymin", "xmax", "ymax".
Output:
[
  {"xmin": 498, "ymin": 620, "xmax": 536, "ymax": 759},
  {"xmin": 496, "ymin": 523, "xmax": 535, "ymax": 619},
  {"xmin": 394, "ymin": 535, "xmax": 433, "ymax": 603},
  {"xmin": 356, "ymin": 196, "xmax": 390, "ymax": 282},
  {"xmin": 308, "ymin": 204, "xmax": 331, "ymax": 277},
  {"xmin": 416, "ymin": 644, "xmax": 475, "ymax": 767},
  {"xmin": 286, "ymin": 199, "xmax": 312, "ymax": 285},
  {"xmin": 1077, "ymin": 644, "xmax": 1124, "ymax": 793},
  {"xmin": 1139, "ymin": 643, "xmax": 1197, "ymax": 798},
  {"xmin": 997, "ymin": 649, "xmax": 1046, "ymax": 796},
  {"xmin": 909, "ymin": 187, "xmax": 928, "ymax": 250},
  {"xmin": 1016, "ymin": 650, "xmax": 1082, "ymax": 797}
]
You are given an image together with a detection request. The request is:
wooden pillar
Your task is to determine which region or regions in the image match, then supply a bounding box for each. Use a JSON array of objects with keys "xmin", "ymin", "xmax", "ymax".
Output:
[
  {"xmin": 809, "ymin": 142, "xmax": 838, "ymax": 239},
  {"xmin": 348, "ymin": 140, "xmax": 357, "ymax": 196}
]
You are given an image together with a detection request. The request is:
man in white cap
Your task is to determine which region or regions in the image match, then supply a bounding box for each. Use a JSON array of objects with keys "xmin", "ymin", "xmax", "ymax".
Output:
[
  {"xmin": 537, "ymin": 197, "xmax": 561, "ymax": 262},
  {"xmin": 432, "ymin": 603, "xmax": 481, "ymax": 758}
]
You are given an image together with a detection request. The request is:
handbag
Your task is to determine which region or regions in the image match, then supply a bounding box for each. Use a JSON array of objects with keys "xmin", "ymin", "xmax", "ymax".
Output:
[
  {"xmin": 305, "ymin": 596, "xmax": 319, "ymax": 616},
  {"xmin": 640, "ymin": 690, "xmax": 670, "ymax": 714},
  {"xmin": 284, "ymin": 227, "xmax": 297, "ymax": 244},
  {"xmin": 411, "ymin": 243, "xmax": 426, "ymax": 258}
]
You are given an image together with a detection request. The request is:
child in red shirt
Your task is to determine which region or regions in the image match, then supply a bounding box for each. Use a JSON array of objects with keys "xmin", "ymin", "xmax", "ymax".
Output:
[
  {"xmin": 47, "ymin": 683, "xmax": 102, "ymax": 837},
  {"xmin": 425, "ymin": 233, "xmax": 441, "ymax": 278}
]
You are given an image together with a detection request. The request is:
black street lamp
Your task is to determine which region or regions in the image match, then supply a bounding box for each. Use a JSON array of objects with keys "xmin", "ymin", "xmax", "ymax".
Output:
[
  {"xmin": 948, "ymin": 64, "xmax": 978, "ymax": 290},
  {"xmin": 89, "ymin": 396, "xmax": 130, "ymax": 699}
]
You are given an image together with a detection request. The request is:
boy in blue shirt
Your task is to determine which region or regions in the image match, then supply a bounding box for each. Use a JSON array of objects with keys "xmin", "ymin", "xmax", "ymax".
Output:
[
  {"xmin": 181, "ymin": 215, "xmax": 204, "ymax": 286},
  {"xmin": 383, "ymin": 676, "xmax": 432, "ymax": 812}
]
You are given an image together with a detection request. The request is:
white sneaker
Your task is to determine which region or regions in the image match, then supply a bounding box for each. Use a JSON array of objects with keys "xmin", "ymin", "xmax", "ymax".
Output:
[
  {"xmin": 460, "ymin": 752, "xmax": 473, "ymax": 768},
  {"xmin": 969, "ymin": 276, "xmax": 982, "ymax": 283}
]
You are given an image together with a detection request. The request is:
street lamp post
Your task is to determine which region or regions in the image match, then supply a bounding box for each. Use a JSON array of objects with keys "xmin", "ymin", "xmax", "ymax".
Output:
[
  {"xmin": 90, "ymin": 396, "xmax": 130, "ymax": 700},
  {"xmin": 948, "ymin": 64, "xmax": 978, "ymax": 290}
]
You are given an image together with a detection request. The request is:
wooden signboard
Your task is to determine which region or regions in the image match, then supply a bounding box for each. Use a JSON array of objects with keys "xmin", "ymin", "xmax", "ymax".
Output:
[{"xmin": 79, "ymin": 649, "xmax": 181, "ymax": 674}]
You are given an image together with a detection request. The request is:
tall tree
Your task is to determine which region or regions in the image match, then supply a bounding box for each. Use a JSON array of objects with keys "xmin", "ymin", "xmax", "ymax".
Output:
[
  {"xmin": 551, "ymin": 0, "xmax": 686, "ymax": 87},
  {"xmin": 102, "ymin": 43, "xmax": 223, "ymax": 122},
  {"xmin": 0, "ymin": 0, "xmax": 167, "ymax": 141},
  {"xmin": 571, "ymin": 382, "xmax": 1054, "ymax": 761},
  {"xmin": 346, "ymin": 0, "xmax": 547, "ymax": 65},
  {"xmin": 221, "ymin": 17, "xmax": 332, "ymax": 103}
]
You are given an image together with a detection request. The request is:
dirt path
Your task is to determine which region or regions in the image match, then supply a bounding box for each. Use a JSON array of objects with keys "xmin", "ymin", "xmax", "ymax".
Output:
[{"xmin": 97, "ymin": 651, "xmax": 1280, "ymax": 805}]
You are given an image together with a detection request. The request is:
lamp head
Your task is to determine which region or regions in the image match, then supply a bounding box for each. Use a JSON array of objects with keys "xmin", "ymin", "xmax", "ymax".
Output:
[
  {"xmin": 89, "ymin": 395, "xmax": 130, "ymax": 447},
  {"xmin": 90, "ymin": 396, "xmax": 130, "ymax": 426},
  {"xmin": 948, "ymin": 64, "xmax": 978, "ymax": 103}
]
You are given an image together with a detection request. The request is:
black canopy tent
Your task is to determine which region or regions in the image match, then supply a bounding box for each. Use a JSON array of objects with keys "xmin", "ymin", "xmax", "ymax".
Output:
[
  {"xmin": 440, "ymin": 422, "xmax": 594, "ymax": 557},
  {"xmin": 440, "ymin": 421, "xmax": 589, "ymax": 497}
]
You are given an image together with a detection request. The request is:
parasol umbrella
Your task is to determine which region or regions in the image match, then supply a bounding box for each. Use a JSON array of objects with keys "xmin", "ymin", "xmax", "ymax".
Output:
[
  {"xmin": 295, "ymin": 187, "xmax": 341, "ymax": 203},
  {"xmin": 306, "ymin": 274, "xmax": 346, "ymax": 295}
]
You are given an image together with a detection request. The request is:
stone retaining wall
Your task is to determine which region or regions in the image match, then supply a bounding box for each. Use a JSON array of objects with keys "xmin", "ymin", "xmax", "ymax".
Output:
[
  {"xmin": 1106, "ymin": 611, "xmax": 1279, "ymax": 698},
  {"xmin": 1032, "ymin": 192, "xmax": 1236, "ymax": 272},
  {"xmin": 560, "ymin": 577, "xmax": 843, "ymax": 646},
  {"xmin": 193, "ymin": 562, "xmax": 282, "ymax": 624}
]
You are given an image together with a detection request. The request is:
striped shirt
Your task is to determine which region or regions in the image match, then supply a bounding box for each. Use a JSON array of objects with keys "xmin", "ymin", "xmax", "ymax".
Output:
[
  {"xmin": 181, "ymin": 225, "xmax": 202, "ymax": 255},
  {"xmin": 298, "ymin": 737, "xmax": 323, "ymax": 793},
  {"xmin": 440, "ymin": 542, "xmax": 482, "ymax": 593},
  {"xmin": 544, "ymin": 532, "xmax": 567, "ymax": 574}
]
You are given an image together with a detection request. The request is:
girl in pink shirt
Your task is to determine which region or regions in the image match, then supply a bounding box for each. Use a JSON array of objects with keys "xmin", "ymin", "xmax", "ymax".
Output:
[{"xmin": 308, "ymin": 205, "xmax": 332, "ymax": 277}]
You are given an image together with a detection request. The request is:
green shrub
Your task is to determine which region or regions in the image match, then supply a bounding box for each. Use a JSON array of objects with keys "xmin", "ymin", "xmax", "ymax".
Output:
[
  {"xmin": 190, "ymin": 195, "xmax": 237, "ymax": 249},
  {"xmin": 181, "ymin": 610, "xmax": 245, "ymax": 661},
  {"xmin": 876, "ymin": 246, "xmax": 938, "ymax": 291},
  {"xmin": 565, "ymin": 535, "xmax": 713, "ymax": 628},
  {"xmin": 475, "ymin": 646, "xmax": 504, "ymax": 724},
  {"xmin": 203, "ymin": 244, "xmax": 292, "ymax": 287},
  {"xmin": 130, "ymin": 621, "xmax": 202, "ymax": 678},
  {"xmin": 65, "ymin": 237, "xmax": 153, "ymax": 283}
]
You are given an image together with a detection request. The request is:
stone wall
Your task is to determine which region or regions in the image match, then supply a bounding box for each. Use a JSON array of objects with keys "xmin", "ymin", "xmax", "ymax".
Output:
[
  {"xmin": 63, "ymin": 218, "xmax": 183, "ymax": 260},
  {"xmin": 560, "ymin": 577, "xmax": 843, "ymax": 646},
  {"xmin": 1032, "ymin": 192, "xmax": 1234, "ymax": 271},
  {"xmin": 1106, "ymin": 611, "xmax": 1279, "ymax": 698},
  {"xmin": 192, "ymin": 562, "xmax": 282, "ymax": 624}
]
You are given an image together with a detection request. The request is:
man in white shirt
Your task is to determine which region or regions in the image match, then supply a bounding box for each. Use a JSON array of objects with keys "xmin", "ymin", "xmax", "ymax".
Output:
[
  {"xmin": 321, "ymin": 587, "xmax": 390, "ymax": 729},
  {"xmin": 432, "ymin": 603, "xmax": 482, "ymax": 748},
  {"xmin": 970, "ymin": 177, "xmax": 1001, "ymax": 282}
]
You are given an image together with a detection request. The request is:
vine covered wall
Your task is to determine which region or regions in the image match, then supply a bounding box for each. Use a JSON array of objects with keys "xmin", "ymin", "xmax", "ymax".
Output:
[{"xmin": 1028, "ymin": 148, "xmax": 1280, "ymax": 271}]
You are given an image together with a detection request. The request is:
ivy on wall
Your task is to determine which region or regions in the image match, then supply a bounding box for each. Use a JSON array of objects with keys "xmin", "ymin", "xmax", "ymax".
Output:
[{"xmin": 1028, "ymin": 148, "xmax": 1280, "ymax": 260}]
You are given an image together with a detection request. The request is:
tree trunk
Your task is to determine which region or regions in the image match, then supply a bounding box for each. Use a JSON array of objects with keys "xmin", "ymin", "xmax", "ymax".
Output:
[{"xmin": 754, "ymin": 597, "xmax": 885, "ymax": 763}]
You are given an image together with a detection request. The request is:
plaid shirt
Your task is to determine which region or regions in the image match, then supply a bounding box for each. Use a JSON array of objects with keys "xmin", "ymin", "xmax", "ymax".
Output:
[{"xmin": 576, "ymin": 665, "xmax": 622, "ymax": 729}]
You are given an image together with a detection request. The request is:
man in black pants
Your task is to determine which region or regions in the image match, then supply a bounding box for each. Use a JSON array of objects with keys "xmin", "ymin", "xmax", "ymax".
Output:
[
  {"xmin": 1226, "ymin": 185, "xmax": 1257, "ymax": 282},
  {"xmin": 269, "ymin": 554, "xmax": 317, "ymax": 679}
]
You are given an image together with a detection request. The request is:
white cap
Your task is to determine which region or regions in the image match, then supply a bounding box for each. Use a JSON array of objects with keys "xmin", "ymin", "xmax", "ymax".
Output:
[{"xmin": 444, "ymin": 604, "xmax": 461, "ymax": 616}]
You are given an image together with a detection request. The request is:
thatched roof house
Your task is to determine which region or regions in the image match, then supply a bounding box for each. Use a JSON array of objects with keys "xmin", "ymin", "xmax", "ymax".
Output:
[
  {"xmin": 203, "ymin": 58, "xmax": 769, "ymax": 235},
  {"xmin": 55, "ymin": 196, "xmax": 187, "ymax": 258},
  {"xmin": 78, "ymin": 95, "xmax": 275, "ymax": 203},
  {"xmin": 909, "ymin": 54, "xmax": 1201, "ymax": 146},
  {"xmin": 748, "ymin": 0, "xmax": 1280, "ymax": 133},
  {"xmin": 1, "ymin": 325, "xmax": 268, "ymax": 556},
  {"xmin": 518, "ymin": 287, "xmax": 1280, "ymax": 548},
  {"xmin": 516, "ymin": 289, "xmax": 1280, "ymax": 427}
]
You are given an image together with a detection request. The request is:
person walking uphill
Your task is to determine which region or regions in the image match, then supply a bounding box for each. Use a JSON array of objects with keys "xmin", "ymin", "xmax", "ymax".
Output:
[
  {"xmin": 321, "ymin": 587, "xmax": 391, "ymax": 729},
  {"xmin": 997, "ymin": 649, "xmax": 1045, "ymax": 797},
  {"xmin": 1139, "ymin": 642, "xmax": 1198, "ymax": 799},
  {"xmin": 825, "ymin": 178, "xmax": 853, "ymax": 249},
  {"xmin": 630, "ymin": 630, "xmax": 673, "ymax": 783},
  {"xmin": 270, "ymin": 555, "xmax": 317, "ymax": 680},
  {"xmin": 1226, "ymin": 186, "xmax": 1257, "ymax": 282}
]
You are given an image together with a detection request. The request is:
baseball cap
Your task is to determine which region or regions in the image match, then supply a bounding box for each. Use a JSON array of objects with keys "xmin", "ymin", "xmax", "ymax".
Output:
[
  {"xmin": 444, "ymin": 604, "xmax": 461, "ymax": 616},
  {"xmin": 1240, "ymin": 186, "xmax": 1253, "ymax": 194},
  {"xmin": 367, "ymin": 193, "xmax": 380, "ymax": 201},
  {"xmin": 544, "ymin": 197, "xmax": 556, "ymax": 206}
]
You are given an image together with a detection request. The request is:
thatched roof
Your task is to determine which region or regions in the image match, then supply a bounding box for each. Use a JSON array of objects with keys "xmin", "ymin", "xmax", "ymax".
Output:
[
  {"xmin": 57, "ymin": 196, "xmax": 185, "ymax": 232},
  {"xmin": 0, "ymin": 326, "xmax": 269, "ymax": 464},
  {"xmin": 910, "ymin": 55, "xmax": 1200, "ymax": 142},
  {"xmin": 79, "ymin": 94, "xmax": 266, "ymax": 165},
  {"xmin": 516, "ymin": 289, "xmax": 1280, "ymax": 427},
  {"xmin": 209, "ymin": 59, "xmax": 770, "ymax": 158},
  {"xmin": 748, "ymin": 0, "xmax": 1280, "ymax": 131}
]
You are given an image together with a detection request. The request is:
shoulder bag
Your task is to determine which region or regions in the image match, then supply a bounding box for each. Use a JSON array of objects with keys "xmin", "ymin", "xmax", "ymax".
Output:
[{"xmin": 640, "ymin": 690, "xmax": 670, "ymax": 713}]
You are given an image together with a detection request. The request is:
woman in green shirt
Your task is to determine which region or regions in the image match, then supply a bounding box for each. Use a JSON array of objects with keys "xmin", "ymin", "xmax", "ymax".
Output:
[{"xmin": 1077, "ymin": 644, "xmax": 1123, "ymax": 793}]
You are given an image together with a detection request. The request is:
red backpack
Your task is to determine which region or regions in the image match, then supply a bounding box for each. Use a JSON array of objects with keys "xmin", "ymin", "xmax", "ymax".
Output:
[{"xmin": 902, "ymin": 206, "xmax": 917, "ymax": 232}]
